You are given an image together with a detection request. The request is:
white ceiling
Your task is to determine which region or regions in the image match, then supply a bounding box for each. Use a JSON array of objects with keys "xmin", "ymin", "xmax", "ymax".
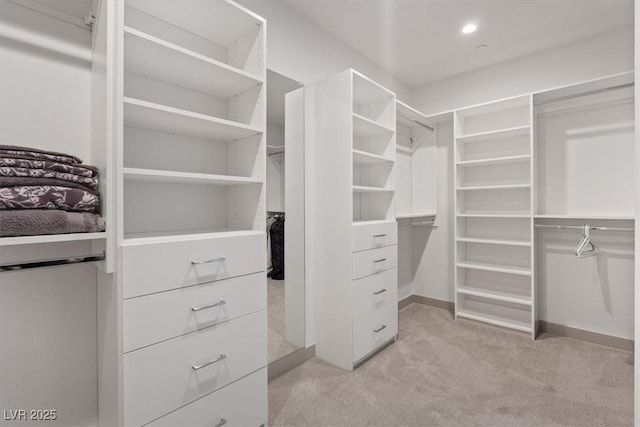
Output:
[{"xmin": 279, "ymin": 0, "xmax": 633, "ymax": 88}]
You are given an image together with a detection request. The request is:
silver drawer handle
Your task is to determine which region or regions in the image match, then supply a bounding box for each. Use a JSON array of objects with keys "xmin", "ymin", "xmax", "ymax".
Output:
[
  {"xmin": 373, "ymin": 234, "xmax": 386, "ymax": 238},
  {"xmin": 191, "ymin": 300, "xmax": 226, "ymax": 312},
  {"xmin": 191, "ymin": 256, "xmax": 226, "ymax": 265},
  {"xmin": 192, "ymin": 353, "xmax": 226, "ymax": 370},
  {"xmin": 373, "ymin": 258, "xmax": 386, "ymax": 263},
  {"xmin": 373, "ymin": 288, "xmax": 387, "ymax": 295},
  {"xmin": 373, "ymin": 325, "xmax": 387, "ymax": 333},
  {"xmin": 214, "ymin": 418, "xmax": 227, "ymax": 427}
]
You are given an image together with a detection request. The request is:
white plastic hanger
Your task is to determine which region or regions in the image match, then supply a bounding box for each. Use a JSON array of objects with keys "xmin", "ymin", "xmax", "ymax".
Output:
[{"xmin": 575, "ymin": 224, "xmax": 596, "ymax": 258}]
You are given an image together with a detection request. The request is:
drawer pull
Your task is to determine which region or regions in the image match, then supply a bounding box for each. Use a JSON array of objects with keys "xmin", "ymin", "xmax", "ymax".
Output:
[
  {"xmin": 191, "ymin": 300, "xmax": 226, "ymax": 312},
  {"xmin": 192, "ymin": 353, "xmax": 227, "ymax": 371},
  {"xmin": 373, "ymin": 325, "xmax": 387, "ymax": 333},
  {"xmin": 191, "ymin": 256, "xmax": 226, "ymax": 265},
  {"xmin": 373, "ymin": 234, "xmax": 387, "ymax": 238},
  {"xmin": 214, "ymin": 418, "xmax": 228, "ymax": 427},
  {"xmin": 373, "ymin": 288, "xmax": 387, "ymax": 295},
  {"xmin": 373, "ymin": 258, "xmax": 386, "ymax": 263}
]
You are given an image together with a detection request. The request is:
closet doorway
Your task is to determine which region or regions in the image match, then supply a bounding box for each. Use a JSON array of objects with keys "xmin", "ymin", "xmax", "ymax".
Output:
[{"xmin": 266, "ymin": 70, "xmax": 305, "ymax": 363}]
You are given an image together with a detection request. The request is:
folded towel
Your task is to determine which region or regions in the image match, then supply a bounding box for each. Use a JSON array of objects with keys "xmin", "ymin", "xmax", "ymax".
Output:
[
  {"xmin": 0, "ymin": 167, "xmax": 98, "ymax": 191},
  {"xmin": 0, "ymin": 145, "xmax": 82, "ymax": 165},
  {"xmin": 0, "ymin": 210, "xmax": 105, "ymax": 237},
  {"xmin": 0, "ymin": 186, "xmax": 100, "ymax": 213},
  {"xmin": 0, "ymin": 176, "xmax": 98, "ymax": 195},
  {"xmin": 0, "ymin": 157, "xmax": 98, "ymax": 178}
]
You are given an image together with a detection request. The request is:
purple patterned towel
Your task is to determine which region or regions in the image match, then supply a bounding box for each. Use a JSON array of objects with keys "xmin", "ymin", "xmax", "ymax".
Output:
[
  {"xmin": 0, "ymin": 186, "xmax": 100, "ymax": 213},
  {"xmin": 0, "ymin": 167, "xmax": 98, "ymax": 190},
  {"xmin": 0, "ymin": 210, "xmax": 105, "ymax": 237},
  {"xmin": 0, "ymin": 145, "xmax": 82, "ymax": 165},
  {"xmin": 0, "ymin": 157, "xmax": 98, "ymax": 178},
  {"xmin": 0, "ymin": 177, "xmax": 98, "ymax": 195}
]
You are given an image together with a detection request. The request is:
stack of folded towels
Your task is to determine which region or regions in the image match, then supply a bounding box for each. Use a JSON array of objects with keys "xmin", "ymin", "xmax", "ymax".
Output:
[{"xmin": 0, "ymin": 145, "xmax": 106, "ymax": 237}]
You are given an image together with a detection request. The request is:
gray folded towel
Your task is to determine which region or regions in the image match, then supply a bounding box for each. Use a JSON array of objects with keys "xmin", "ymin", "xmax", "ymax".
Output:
[{"xmin": 0, "ymin": 210, "xmax": 106, "ymax": 237}]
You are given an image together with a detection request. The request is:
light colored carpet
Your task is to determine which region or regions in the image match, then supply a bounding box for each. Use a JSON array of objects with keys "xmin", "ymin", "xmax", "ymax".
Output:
[
  {"xmin": 268, "ymin": 303, "xmax": 633, "ymax": 427},
  {"xmin": 268, "ymin": 278, "xmax": 300, "ymax": 362}
]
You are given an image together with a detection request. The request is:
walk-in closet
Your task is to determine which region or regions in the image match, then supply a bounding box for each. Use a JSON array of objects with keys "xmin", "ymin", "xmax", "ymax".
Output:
[{"xmin": 0, "ymin": 0, "xmax": 637, "ymax": 426}]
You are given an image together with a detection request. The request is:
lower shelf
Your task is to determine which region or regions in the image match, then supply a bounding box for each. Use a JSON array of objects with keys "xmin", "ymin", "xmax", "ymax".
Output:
[
  {"xmin": 122, "ymin": 228, "xmax": 263, "ymax": 246},
  {"xmin": 457, "ymin": 308, "xmax": 532, "ymax": 333},
  {"xmin": 457, "ymin": 261, "xmax": 531, "ymax": 276},
  {"xmin": 457, "ymin": 286, "xmax": 531, "ymax": 306},
  {"xmin": 0, "ymin": 232, "xmax": 106, "ymax": 247}
]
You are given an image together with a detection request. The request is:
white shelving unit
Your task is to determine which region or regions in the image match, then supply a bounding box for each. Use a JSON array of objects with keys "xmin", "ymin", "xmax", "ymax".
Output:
[
  {"xmin": 92, "ymin": 1, "xmax": 268, "ymax": 425},
  {"xmin": 454, "ymin": 94, "xmax": 536, "ymax": 338},
  {"xmin": 307, "ymin": 69, "xmax": 398, "ymax": 371}
]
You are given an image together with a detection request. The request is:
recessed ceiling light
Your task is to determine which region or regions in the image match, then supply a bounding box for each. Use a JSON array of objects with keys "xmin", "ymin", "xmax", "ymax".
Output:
[{"xmin": 462, "ymin": 24, "xmax": 477, "ymax": 34}]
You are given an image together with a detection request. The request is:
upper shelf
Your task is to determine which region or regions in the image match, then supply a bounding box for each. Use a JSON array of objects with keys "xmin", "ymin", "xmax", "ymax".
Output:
[
  {"xmin": 352, "ymin": 149, "xmax": 393, "ymax": 165},
  {"xmin": 0, "ymin": 232, "xmax": 106, "ymax": 247},
  {"xmin": 124, "ymin": 97, "xmax": 262, "ymax": 142},
  {"xmin": 353, "ymin": 185, "xmax": 394, "ymax": 193},
  {"xmin": 456, "ymin": 155, "xmax": 531, "ymax": 167},
  {"xmin": 123, "ymin": 168, "xmax": 262, "ymax": 186},
  {"xmin": 124, "ymin": 26, "xmax": 262, "ymax": 99},
  {"xmin": 534, "ymin": 214, "xmax": 635, "ymax": 221},
  {"xmin": 352, "ymin": 70, "xmax": 394, "ymax": 105},
  {"xmin": 457, "ymin": 184, "xmax": 531, "ymax": 191},
  {"xmin": 396, "ymin": 100, "xmax": 434, "ymax": 130},
  {"xmin": 353, "ymin": 113, "xmax": 395, "ymax": 138},
  {"xmin": 457, "ymin": 125, "xmax": 530, "ymax": 143}
]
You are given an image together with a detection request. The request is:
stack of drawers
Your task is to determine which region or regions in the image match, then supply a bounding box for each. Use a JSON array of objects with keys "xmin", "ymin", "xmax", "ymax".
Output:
[
  {"xmin": 120, "ymin": 232, "xmax": 268, "ymax": 426},
  {"xmin": 351, "ymin": 221, "xmax": 398, "ymax": 363}
]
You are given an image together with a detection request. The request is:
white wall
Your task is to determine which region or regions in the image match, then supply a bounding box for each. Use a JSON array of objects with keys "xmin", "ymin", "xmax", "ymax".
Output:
[
  {"xmin": 266, "ymin": 123, "xmax": 285, "ymax": 212},
  {"xmin": 0, "ymin": 3, "xmax": 96, "ymax": 426},
  {"xmin": 412, "ymin": 27, "xmax": 634, "ymax": 115},
  {"xmin": 634, "ymin": 0, "xmax": 639, "ymax": 422},
  {"xmin": 235, "ymin": 0, "xmax": 411, "ymax": 102}
]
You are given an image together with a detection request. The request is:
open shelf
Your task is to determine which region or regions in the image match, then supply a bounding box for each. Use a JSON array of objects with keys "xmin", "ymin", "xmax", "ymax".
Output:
[
  {"xmin": 457, "ymin": 286, "xmax": 531, "ymax": 306},
  {"xmin": 123, "ymin": 168, "xmax": 261, "ymax": 186},
  {"xmin": 352, "ymin": 149, "xmax": 393, "ymax": 165},
  {"xmin": 456, "ymin": 155, "xmax": 530, "ymax": 167},
  {"xmin": 353, "ymin": 113, "xmax": 395, "ymax": 138},
  {"xmin": 457, "ymin": 308, "xmax": 532, "ymax": 333},
  {"xmin": 456, "ymin": 237, "xmax": 531, "ymax": 247},
  {"xmin": 352, "ymin": 185, "xmax": 394, "ymax": 193},
  {"xmin": 457, "ymin": 261, "xmax": 531, "ymax": 276},
  {"xmin": 396, "ymin": 212, "xmax": 436, "ymax": 220},
  {"xmin": 124, "ymin": 97, "xmax": 262, "ymax": 142},
  {"xmin": 457, "ymin": 184, "xmax": 531, "ymax": 191},
  {"xmin": 534, "ymin": 214, "xmax": 635, "ymax": 221},
  {"xmin": 456, "ymin": 125, "xmax": 530, "ymax": 143},
  {"xmin": 457, "ymin": 213, "xmax": 530, "ymax": 218},
  {"xmin": 124, "ymin": 26, "xmax": 262, "ymax": 99},
  {"xmin": 0, "ymin": 232, "xmax": 106, "ymax": 247},
  {"xmin": 122, "ymin": 229, "xmax": 263, "ymax": 246}
]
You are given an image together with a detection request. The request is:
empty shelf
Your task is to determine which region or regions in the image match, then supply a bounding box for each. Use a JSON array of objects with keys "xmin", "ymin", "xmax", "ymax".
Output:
[
  {"xmin": 124, "ymin": 97, "xmax": 262, "ymax": 142},
  {"xmin": 353, "ymin": 113, "xmax": 395, "ymax": 138},
  {"xmin": 123, "ymin": 168, "xmax": 261, "ymax": 185},
  {"xmin": 353, "ymin": 70, "xmax": 395, "ymax": 105},
  {"xmin": 456, "ymin": 155, "xmax": 531, "ymax": 167},
  {"xmin": 0, "ymin": 232, "xmax": 106, "ymax": 247},
  {"xmin": 457, "ymin": 261, "xmax": 531, "ymax": 276},
  {"xmin": 457, "ymin": 213, "xmax": 531, "ymax": 218},
  {"xmin": 352, "ymin": 149, "xmax": 393, "ymax": 165},
  {"xmin": 535, "ymin": 214, "xmax": 635, "ymax": 221},
  {"xmin": 352, "ymin": 185, "xmax": 394, "ymax": 193},
  {"xmin": 124, "ymin": 27, "xmax": 262, "ymax": 99},
  {"xmin": 456, "ymin": 237, "xmax": 531, "ymax": 247},
  {"xmin": 457, "ymin": 286, "xmax": 532, "ymax": 306},
  {"xmin": 457, "ymin": 309, "xmax": 532, "ymax": 333},
  {"xmin": 457, "ymin": 184, "xmax": 531, "ymax": 191},
  {"xmin": 456, "ymin": 125, "xmax": 530, "ymax": 143},
  {"xmin": 396, "ymin": 212, "xmax": 437, "ymax": 219},
  {"xmin": 122, "ymin": 229, "xmax": 264, "ymax": 246}
]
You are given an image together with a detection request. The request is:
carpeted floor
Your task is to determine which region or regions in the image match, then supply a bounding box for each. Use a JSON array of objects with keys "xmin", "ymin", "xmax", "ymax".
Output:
[
  {"xmin": 268, "ymin": 278, "xmax": 300, "ymax": 362},
  {"xmin": 268, "ymin": 303, "xmax": 633, "ymax": 427}
]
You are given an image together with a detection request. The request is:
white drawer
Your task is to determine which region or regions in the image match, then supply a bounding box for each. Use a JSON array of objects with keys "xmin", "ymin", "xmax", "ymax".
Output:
[
  {"xmin": 353, "ymin": 268, "xmax": 398, "ymax": 320},
  {"xmin": 147, "ymin": 368, "xmax": 267, "ymax": 427},
  {"xmin": 123, "ymin": 310, "xmax": 267, "ymax": 427},
  {"xmin": 122, "ymin": 232, "xmax": 265, "ymax": 299},
  {"xmin": 123, "ymin": 272, "xmax": 266, "ymax": 353},
  {"xmin": 352, "ymin": 244, "xmax": 397, "ymax": 280},
  {"xmin": 352, "ymin": 221, "xmax": 397, "ymax": 253},
  {"xmin": 353, "ymin": 303, "xmax": 397, "ymax": 363}
]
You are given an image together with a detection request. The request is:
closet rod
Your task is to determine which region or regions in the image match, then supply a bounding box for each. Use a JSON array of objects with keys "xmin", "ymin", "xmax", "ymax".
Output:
[
  {"xmin": 536, "ymin": 82, "xmax": 634, "ymax": 105},
  {"xmin": 535, "ymin": 224, "xmax": 634, "ymax": 232},
  {"xmin": 0, "ymin": 252, "xmax": 106, "ymax": 272},
  {"xmin": 397, "ymin": 113, "xmax": 434, "ymax": 132}
]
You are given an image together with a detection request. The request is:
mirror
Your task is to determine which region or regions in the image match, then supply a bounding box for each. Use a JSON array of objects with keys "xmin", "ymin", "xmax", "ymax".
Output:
[{"xmin": 266, "ymin": 69, "xmax": 305, "ymax": 363}]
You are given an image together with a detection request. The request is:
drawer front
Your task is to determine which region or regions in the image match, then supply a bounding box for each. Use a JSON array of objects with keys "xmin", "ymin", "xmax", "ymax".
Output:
[
  {"xmin": 352, "ymin": 221, "xmax": 398, "ymax": 253},
  {"xmin": 352, "ymin": 244, "xmax": 398, "ymax": 280},
  {"xmin": 123, "ymin": 310, "xmax": 267, "ymax": 427},
  {"xmin": 353, "ymin": 268, "xmax": 398, "ymax": 320},
  {"xmin": 353, "ymin": 303, "xmax": 397, "ymax": 363},
  {"xmin": 122, "ymin": 233, "xmax": 265, "ymax": 299},
  {"xmin": 123, "ymin": 272, "xmax": 266, "ymax": 353},
  {"xmin": 147, "ymin": 368, "xmax": 267, "ymax": 427}
]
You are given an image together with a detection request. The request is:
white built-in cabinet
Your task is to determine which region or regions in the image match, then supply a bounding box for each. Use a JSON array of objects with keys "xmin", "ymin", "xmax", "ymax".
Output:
[
  {"xmin": 307, "ymin": 69, "xmax": 398, "ymax": 370},
  {"xmin": 92, "ymin": 0, "xmax": 268, "ymax": 425}
]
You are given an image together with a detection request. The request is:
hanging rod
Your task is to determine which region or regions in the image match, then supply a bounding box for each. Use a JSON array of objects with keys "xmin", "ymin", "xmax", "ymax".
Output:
[
  {"xmin": 1, "ymin": 252, "xmax": 106, "ymax": 272},
  {"xmin": 535, "ymin": 83, "xmax": 634, "ymax": 106},
  {"xmin": 535, "ymin": 224, "xmax": 634, "ymax": 232},
  {"xmin": 397, "ymin": 113, "xmax": 435, "ymax": 132}
]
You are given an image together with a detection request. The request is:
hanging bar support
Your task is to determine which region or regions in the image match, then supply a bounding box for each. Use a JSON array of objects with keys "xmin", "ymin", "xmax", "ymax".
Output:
[{"xmin": 1, "ymin": 252, "xmax": 106, "ymax": 272}]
